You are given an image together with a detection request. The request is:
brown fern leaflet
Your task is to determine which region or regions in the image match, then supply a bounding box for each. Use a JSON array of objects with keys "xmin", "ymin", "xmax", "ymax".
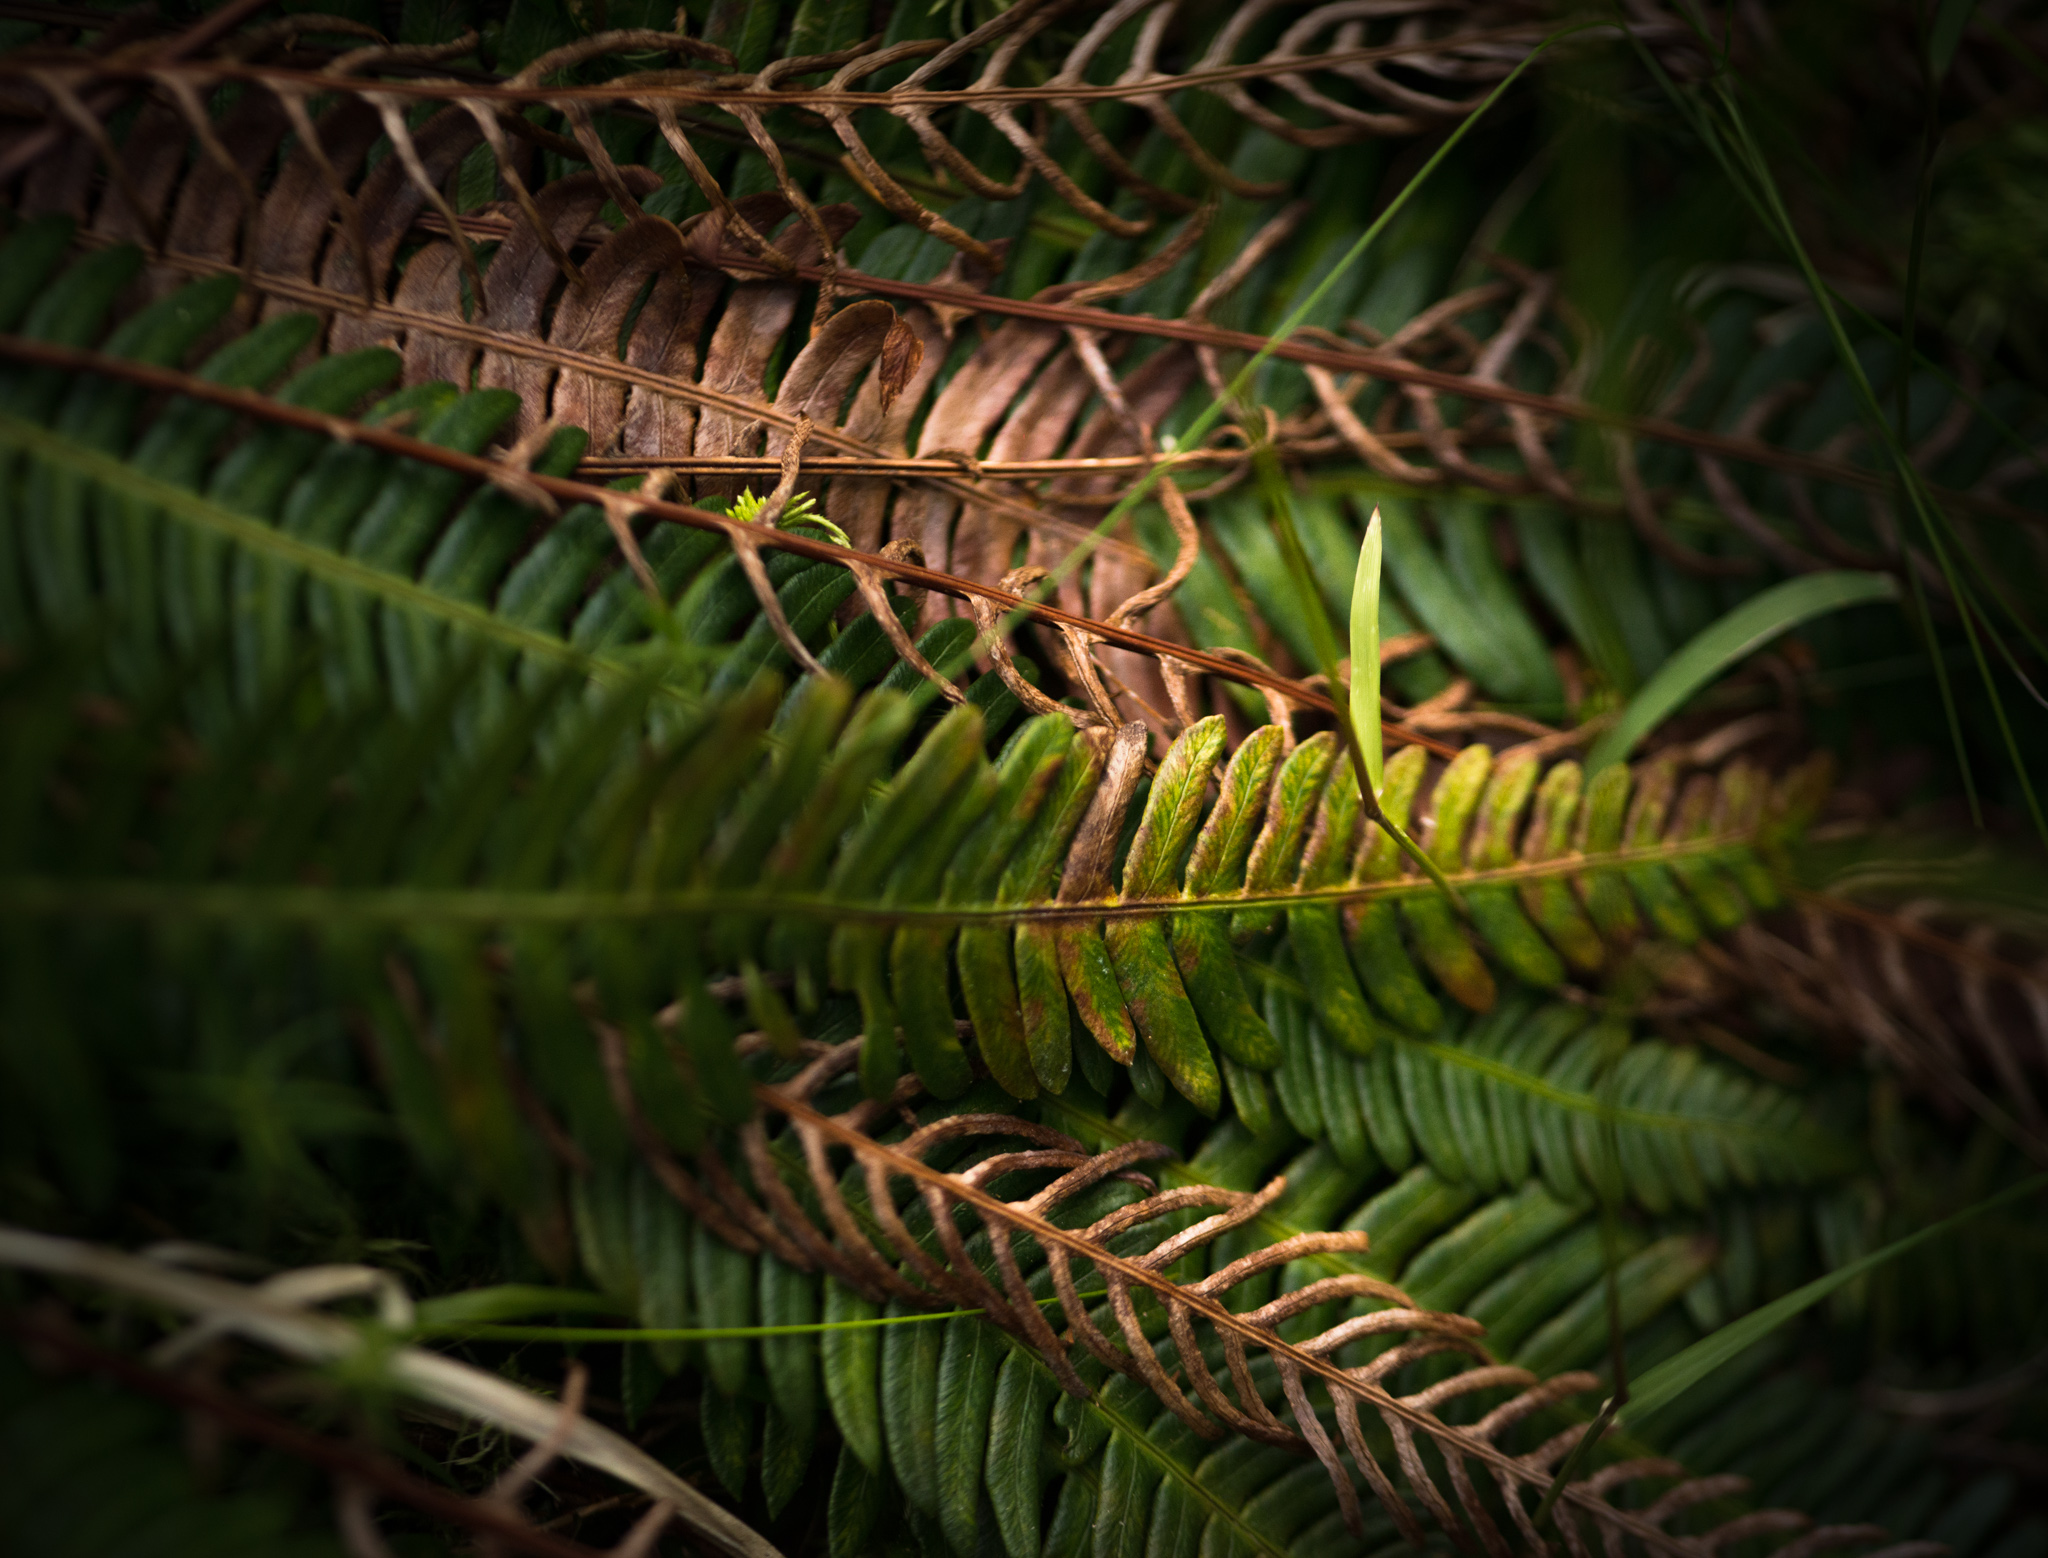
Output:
[{"xmin": 0, "ymin": 0, "xmax": 2013, "ymax": 738}]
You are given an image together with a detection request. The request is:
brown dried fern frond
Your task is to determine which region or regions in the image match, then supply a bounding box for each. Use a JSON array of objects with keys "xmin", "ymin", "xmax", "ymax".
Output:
[
  {"xmin": 580, "ymin": 1034, "xmax": 1909, "ymax": 1558},
  {"xmin": 0, "ymin": 1, "xmax": 1548, "ymax": 263},
  {"xmin": 1707, "ymin": 888, "xmax": 2048, "ymax": 1161},
  {"xmin": 0, "ymin": 3, "xmax": 2021, "ymax": 747},
  {"xmin": 1, "ymin": 5, "xmax": 1999, "ymax": 554},
  {"xmin": 0, "ymin": 330, "xmax": 1406, "ymax": 742}
]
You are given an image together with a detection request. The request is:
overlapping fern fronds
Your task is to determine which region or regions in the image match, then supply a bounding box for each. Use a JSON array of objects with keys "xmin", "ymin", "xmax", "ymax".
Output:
[
  {"xmin": 2, "ymin": 2, "xmax": 2046, "ymax": 1556},
  {"xmin": 0, "ymin": 0, "xmax": 2032, "ymax": 742}
]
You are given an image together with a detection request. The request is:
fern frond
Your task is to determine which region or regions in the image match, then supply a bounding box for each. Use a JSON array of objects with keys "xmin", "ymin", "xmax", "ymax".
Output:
[
  {"xmin": 585, "ymin": 1059, "xmax": 1886, "ymax": 1558},
  {"xmin": 0, "ymin": 6, "xmax": 1538, "ymax": 265},
  {"xmin": 0, "ymin": 1091, "xmax": 1876, "ymax": 1558},
  {"xmin": 1, "ymin": 8, "xmax": 2028, "ymax": 755},
  {"xmin": 2, "ymin": 8, "xmax": 2042, "ymax": 1556},
  {"xmin": 1713, "ymin": 890, "xmax": 2048, "ymax": 1155},
  {"xmin": 1258, "ymin": 991, "xmax": 1848, "ymax": 1212},
  {"xmin": 0, "ymin": 601, "xmax": 1820, "ymax": 1125},
  {"xmin": 0, "ymin": 321, "xmax": 1368, "ymax": 730}
]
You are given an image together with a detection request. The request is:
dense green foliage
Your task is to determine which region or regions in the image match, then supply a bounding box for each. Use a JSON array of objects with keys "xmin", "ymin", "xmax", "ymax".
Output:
[{"xmin": 2, "ymin": 1, "xmax": 2046, "ymax": 1556}]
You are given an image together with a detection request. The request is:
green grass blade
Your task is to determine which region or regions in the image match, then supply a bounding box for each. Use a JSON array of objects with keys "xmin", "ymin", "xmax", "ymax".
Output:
[
  {"xmin": 419, "ymin": 1289, "xmax": 1115, "ymax": 1343},
  {"xmin": 1256, "ymin": 449, "xmax": 1343, "ymax": 677},
  {"xmin": 1350, "ymin": 505, "xmax": 1385, "ymax": 799},
  {"xmin": 1625, "ymin": 26, "xmax": 2006, "ymax": 823},
  {"xmin": 1614, "ymin": 1171, "xmax": 2048, "ymax": 1428},
  {"xmin": 1711, "ymin": 86, "xmax": 2042, "ymax": 836},
  {"xmin": 1929, "ymin": 0, "xmax": 1979, "ymax": 77},
  {"xmin": 1259, "ymin": 458, "xmax": 1461, "ymax": 907},
  {"xmin": 1586, "ymin": 571, "xmax": 1897, "ymax": 774},
  {"xmin": 412, "ymin": 1285, "xmax": 630, "ymax": 1327}
]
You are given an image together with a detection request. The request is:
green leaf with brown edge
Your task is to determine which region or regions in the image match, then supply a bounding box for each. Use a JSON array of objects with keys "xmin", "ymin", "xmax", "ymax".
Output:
[
  {"xmin": 1463, "ymin": 752, "xmax": 1569, "ymax": 990},
  {"xmin": 1171, "ymin": 911, "xmax": 1282, "ymax": 1069},
  {"xmin": 1120, "ymin": 715, "xmax": 1227, "ymax": 899},
  {"xmin": 1289, "ymin": 766, "xmax": 1390, "ymax": 1057},
  {"xmin": 1102, "ymin": 716, "xmax": 1231, "ymax": 1110},
  {"xmin": 1618, "ymin": 756, "xmax": 1705, "ymax": 947},
  {"xmin": 1516, "ymin": 761, "xmax": 1607, "ymax": 975},
  {"xmin": 1057, "ymin": 925, "xmax": 1139, "ymax": 1068},
  {"xmin": 1172, "ymin": 724, "xmax": 1287, "ymax": 1068},
  {"xmin": 1182, "ymin": 724, "xmax": 1286, "ymax": 899},
  {"xmin": 998, "ymin": 728, "xmax": 1107, "ymax": 1093},
  {"xmin": 1016, "ymin": 925, "xmax": 1076, "ymax": 1094},
  {"xmin": 1105, "ymin": 914, "xmax": 1221, "ymax": 1113},
  {"xmin": 1573, "ymin": 763, "xmax": 1641, "ymax": 945},
  {"xmin": 1054, "ymin": 723, "xmax": 1149, "ymax": 1069},
  {"xmin": 955, "ymin": 921, "xmax": 1037, "ymax": 1101},
  {"xmin": 1400, "ymin": 746, "xmax": 1498, "ymax": 1012},
  {"xmin": 1232, "ymin": 733, "xmax": 1338, "ymax": 942}
]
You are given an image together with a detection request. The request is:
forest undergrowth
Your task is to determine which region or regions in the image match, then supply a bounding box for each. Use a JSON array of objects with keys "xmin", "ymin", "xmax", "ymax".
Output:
[{"xmin": 0, "ymin": 2, "xmax": 2046, "ymax": 1556}]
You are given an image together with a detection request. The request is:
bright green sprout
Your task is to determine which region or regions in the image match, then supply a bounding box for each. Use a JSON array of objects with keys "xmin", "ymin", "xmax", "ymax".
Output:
[{"xmin": 730, "ymin": 484, "xmax": 852, "ymax": 549}]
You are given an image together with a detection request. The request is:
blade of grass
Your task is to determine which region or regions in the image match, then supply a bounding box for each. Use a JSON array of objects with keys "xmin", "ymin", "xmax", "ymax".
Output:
[
  {"xmin": 1694, "ymin": 38, "xmax": 2048, "ymax": 670},
  {"xmin": 1614, "ymin": 1171, "xmax": 2048, "ymax": 1429},
  {"xmin": 1349, "ymin": 505, "xmax": 1385, "ymax": 798},
  {"xmin": 0, "ymin": 1225, "xmax": 783, "ymax": 1558},
  {"xmin": 1586, "ymin": 570, "xmax": 1898, "ymax": 773},
  {"xmin": 1256, "ymin": 451, "xmax": 1464, "ymax": 907},
  {"xmin": 1831, "ymin": 288, "xmax": 2048, "ymax": 501},
  {"xmin": 1715, "ymin": 76, "xmax": 2044, "ymax": 839},
  {"xmin": 1543, "ymin": 1167, "xmax": 2048, "ymax": 1524},
  {"xmin": 1628, "ymin": 20, "xmax": 1991, "ymax": 824},
  {"xmin": 419, "ymin": 1289, "xmax": 1115, "ymax": 1343},
  {"xmin": 1256, "ymin": 447, "xmax": 1344, "ymax": 677},
  {"xmin": 413, "ymin": 1286, "xmax": 631, "ymax": 1327},
  {"xmin": 1900, "ymin": 2, "xmax": 1940, "ymax": 453}
]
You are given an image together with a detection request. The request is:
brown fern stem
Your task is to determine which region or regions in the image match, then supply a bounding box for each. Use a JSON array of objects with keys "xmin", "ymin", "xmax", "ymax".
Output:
[
  {"xmin": 387, "ymin": 221, "xmax": 2033, "ymax": 533},
  {"xmin": 0, "ymin": 27, "xmax": 1548, "ymax": 113}
]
